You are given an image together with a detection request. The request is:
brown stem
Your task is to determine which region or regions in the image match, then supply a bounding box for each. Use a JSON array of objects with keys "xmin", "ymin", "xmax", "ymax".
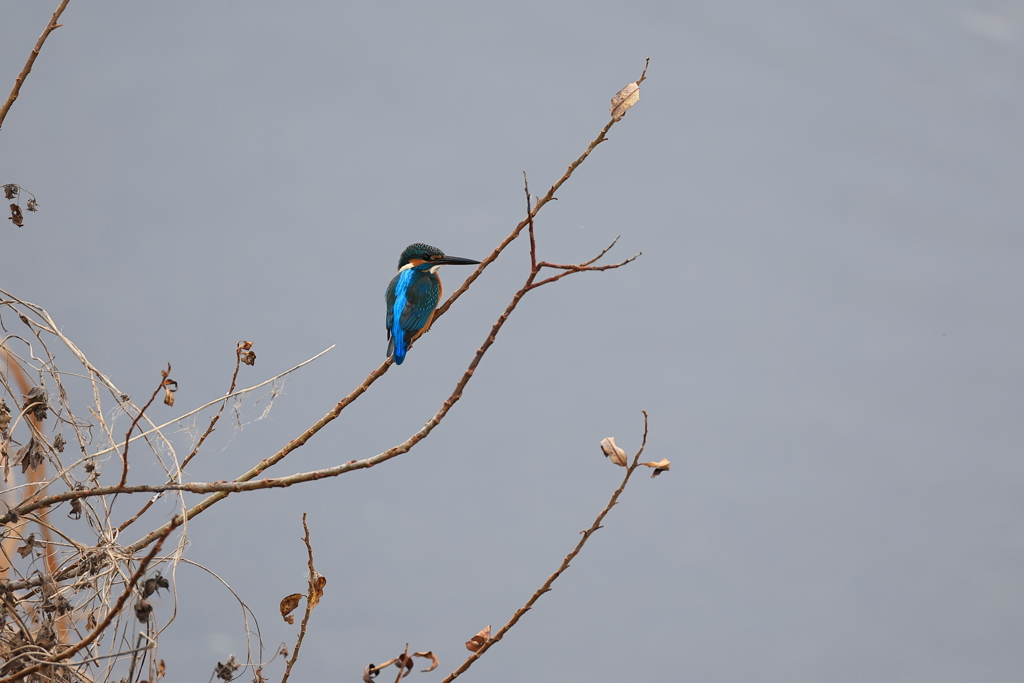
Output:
[
  {"xmin": 440, "ymin": 412, "xmax": 650, "ymax": 682},
  {"xmin": 0, "ymin": 0, "xmax": 72, "ymax": 130},
  {"xmin": 281, "ymin": 513, "xmax": 317, "ymax": 683}
]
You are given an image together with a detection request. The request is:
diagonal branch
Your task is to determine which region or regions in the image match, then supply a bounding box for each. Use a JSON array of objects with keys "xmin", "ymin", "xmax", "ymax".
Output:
[
  {"xmin": 0, "ymin": 0, "xmax": 72, "ymax": 130},
  {"xmin": 440, "ymin": 412, "xmax": 650, "ymax": 683}
]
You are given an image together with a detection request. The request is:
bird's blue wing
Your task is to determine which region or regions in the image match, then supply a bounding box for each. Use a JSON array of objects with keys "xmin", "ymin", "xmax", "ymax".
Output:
[
  {"xmin": 386, "ymin": 269, "xmax": 439, "ymax": 364},
  {"xmin": 398, "ymin": 273, "xmax": 440, "ymax": 335}
]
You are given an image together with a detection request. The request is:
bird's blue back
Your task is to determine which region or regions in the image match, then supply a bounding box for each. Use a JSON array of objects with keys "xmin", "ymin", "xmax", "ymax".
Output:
[{"xmin": 386, "ymin": 265, "xmax": 441, "ymax": 364}]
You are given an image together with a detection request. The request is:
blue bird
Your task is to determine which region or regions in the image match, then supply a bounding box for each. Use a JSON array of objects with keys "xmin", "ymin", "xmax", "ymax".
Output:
[{"xmin": 386, "ymin": 243, "xmax": 480, "ymax": 365}]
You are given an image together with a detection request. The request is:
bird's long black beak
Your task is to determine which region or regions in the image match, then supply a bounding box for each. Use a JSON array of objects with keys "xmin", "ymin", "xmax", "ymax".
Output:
[{"xmin": 435, "ymin": 255, "xmax": 481, "ymax": 266}]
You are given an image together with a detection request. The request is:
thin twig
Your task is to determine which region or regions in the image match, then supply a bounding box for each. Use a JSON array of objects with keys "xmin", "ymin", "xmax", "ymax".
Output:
[
  {"xmin": 0, "ymin": 0, "xmax": 71, "ymax": 129},
  {"xmin": 281, "ymin": 513, "xmax": 318, "ymax": 683},
  {"xmin": 119, "ymin": 365, "xmax": 173, "ymax": 488},
  {"xmin": 90, "ymin": 345, "xmax": 333, "ymax": 461},
  {"xmin": 524, "ymin": 173, "xmax": 536, "ymax": 271},
  {"xmin": 117, "ymin": 341, "xmax": 253, "ymax": 533},
  {"xmin": 440, "ymin": 412, "xmax": 650, "ymax": 683}
]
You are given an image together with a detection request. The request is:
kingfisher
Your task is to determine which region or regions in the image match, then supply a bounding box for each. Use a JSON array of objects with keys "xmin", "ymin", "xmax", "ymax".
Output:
[{"xmin": 386, "ymin": 243, "xmax": 480, "ymax": 365}]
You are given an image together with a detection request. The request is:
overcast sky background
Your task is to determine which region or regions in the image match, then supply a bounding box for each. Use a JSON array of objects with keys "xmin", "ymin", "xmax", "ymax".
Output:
[{"xmin": 2, "ymin": 1, "xmax": 1023, "ymax": 681}]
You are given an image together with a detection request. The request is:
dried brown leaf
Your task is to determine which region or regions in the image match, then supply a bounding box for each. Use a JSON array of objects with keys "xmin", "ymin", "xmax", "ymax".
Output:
[
  {"xmin": 142, "ymin": 572, "xmax": 169, "ymax": 598},
  {"xmin": 157, "ymin": 659, "xmax": 166, "ymax": 679},
  {"xmin": 16, "ymin": 533, "xmax": 37, "ymax": 557},
  {"xmin": 362, "ymin": 663, "xmax": 380, "ymax": 682},
  {"xmin": 2, "ymin": 185, "xmax": 16, "ymax": 200},
  {"xmin": 214, "ymin": 656, "xmax": 239, "ymax": 681},
  {"xmin": 280, "ymin": 592, "xmax": 303, "ymax": 624},
  {"xmin": 600, "ymin": 437, "xmax": 628, "ymax": 467},
  {"xmin": 412, "ymin": 651, "xmax": 439, "ymax": 672},
  {"xmin": 641, "ymin": 458, "xmax": 670, "ymax": 477},
  {"xmin": 15, "ymin": 435, "xmax": 44, "ymax": 474},
  {"xmin": 308, "ymin": 573, "xmax": 326, "ymax": 609},
  {"xmin": 610, "ymin": 81, "xmax": 640, "ymax": 121},
  {"xmin": 9, "ymin": 204, "xmax": 23, "ymax": 227},
  {"xmin": 0, "ymin": 398, "xmax": 10, "ymax": 436},
  {"xmin": 465, "ymin": 625, "xmax": 491, "ymax": 652},
  {"xmin": 134, "ymin": 598, "xmax": 153, "ymax": 622},
  {"xmin": 23, "ymin": 386, "xmax": 47, "ymax": 421}
]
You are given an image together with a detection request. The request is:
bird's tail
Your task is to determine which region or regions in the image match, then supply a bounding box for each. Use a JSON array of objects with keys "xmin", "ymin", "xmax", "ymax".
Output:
[{"xmin": 388, "ymin": 331, "xmax": 406, "ymax": 365}]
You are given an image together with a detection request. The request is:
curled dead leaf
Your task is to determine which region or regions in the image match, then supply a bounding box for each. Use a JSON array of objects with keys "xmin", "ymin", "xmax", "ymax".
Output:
[
  {"xmin": 134, "ymin": 598, "xmax": 153, "ymax": 623},
  {"xmin": 465, "ymin": 625, "xmax": 491, "ymax": 652},
  {"xmin": 160, "ymin": 365, "xmax": 178, "ymax": 406},
  {"xmin": 641, "ymin": 458, "xmax": 670, "ymax": 477},
  {"xmin": 23, "ymin": 386, "xmax": 48, "ymax": 421},
  {"xmin": 308, "ymin": 573, "xmax": 326, "ymax": 609},
  {"xmin": 600, "ymin": 437, "xmax": 628, "ymax": 467},
  {"xmin": 15, "ymin": 435, "xmax": 44, "ymax": 474},
  {"xmin": 214, "ymin": 656, "xmax": 239, "ymax": 681},
  {"xmin": 610, "ymin": 81, "xmax": 640, "ymax": 121},
  {"xmin": 16, "ymin": 532, "xmax": 37, "ymax": 557},
  {"xmin": 412, "ymin": 651, "xmax": 439, "ymax": 672},
  {"xmin": 279, "ymin": 592, "xmax": 303, "ymax": 624}
]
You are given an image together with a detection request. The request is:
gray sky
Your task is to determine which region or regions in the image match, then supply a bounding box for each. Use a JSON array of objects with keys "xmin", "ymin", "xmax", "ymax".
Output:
[{"xmin": 2, "ymin": 1, "xmax": 1023, "ymax": 681}]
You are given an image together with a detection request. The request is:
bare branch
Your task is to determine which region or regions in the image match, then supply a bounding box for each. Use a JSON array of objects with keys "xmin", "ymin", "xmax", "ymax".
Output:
[
  {"xmin": 0, "ymin": 0, "xmax": 71, "ymax": 130},
  {"xmin": 440, "ymin": 412, "xmax": 650, "ymax": 682},
  {"xmin": 281, "ymin": 513, "xmax": 320, "ymax": 683}
]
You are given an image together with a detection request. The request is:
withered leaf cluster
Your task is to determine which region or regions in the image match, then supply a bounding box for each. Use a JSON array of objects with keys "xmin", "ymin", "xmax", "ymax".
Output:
[
  {"xmin": 4, "ymin": 184, "xmax": 38, "ymax": 227},
  {"xmin": 160, "ymin": 364, "xmax": 178, "ymax": 407},
  {"xmin": 239, "ymin": 340, "xmax": 256, "ymax": 366},
  {"xmin": 141, "ymin": 572, "xmax": 170, "ymax": 598},
  {"xmin": 213, "ymin": 655, "xmax": 239, "ymax": 681},
  {"xmin": 363, "ymin": 650, "xmax": 438, "ymax": 682},
  {"xmin": 14, "ymin": 434, "xmax": 44, "ymax": 474},
  {"xmin": 601, "ymin": 436, "xmax": 670, "ymax": 477},
  {"xmin": 279, "ymin": 571, "xmax": 326, "ymax": 624}
]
